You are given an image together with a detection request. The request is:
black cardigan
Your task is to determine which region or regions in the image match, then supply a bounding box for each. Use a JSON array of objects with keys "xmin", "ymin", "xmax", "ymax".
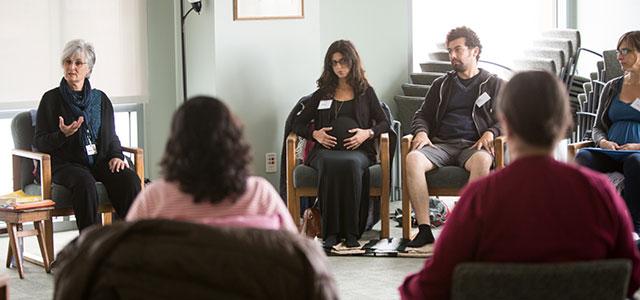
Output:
[
  {"xmin": 292, "ymin": 86, "xmax": 391, "ymax": 163},
  {"xmin": 34, "ymin": 87, "xmax": 124, "ymax": 172}
]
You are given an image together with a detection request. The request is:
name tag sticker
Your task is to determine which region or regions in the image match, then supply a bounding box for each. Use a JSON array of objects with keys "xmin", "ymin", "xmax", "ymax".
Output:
[
  {"xmin": 631, "ymin": 98, "xmax": 640, "ymax": 112},
  {"xmin": 318, "ymin": 99, "xmax": 333, "ymax": 110},
  {"xmin": 86, "ymin": 144, "xmax": 97, "ymax": 155},
  {"xmin": 476, "ymin": 92, "xmax": 491, "ymax": 107}
]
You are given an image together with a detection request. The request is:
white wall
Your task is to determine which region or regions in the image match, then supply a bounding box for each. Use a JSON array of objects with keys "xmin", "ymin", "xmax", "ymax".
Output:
[{"xmin": 576, "ymin": 0, "xmax": 640, "ymax": 54}]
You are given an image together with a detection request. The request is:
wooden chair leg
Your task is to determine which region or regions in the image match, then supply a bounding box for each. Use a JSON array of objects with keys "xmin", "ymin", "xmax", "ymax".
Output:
[
  {"xmin": 401, "ymin": 190, "xmax": 412, "ymax": 240},
  {"xmin": 6, "ymin": 223, "xmax": 24, "ymax": 279},
  {"xmin": 380, "ymin": 196, "xmax": 390, "ymax": 239},
  {"xmin": 35, "ymin": 221, "xmax": 51, "ymax": 273},
  {"xmin": 5, "ymin": 244, "xmax": 11, "ymax": 269},
  {"xmin": 44, "ymin": 218, "xmax": 54, "ymax": 264}
]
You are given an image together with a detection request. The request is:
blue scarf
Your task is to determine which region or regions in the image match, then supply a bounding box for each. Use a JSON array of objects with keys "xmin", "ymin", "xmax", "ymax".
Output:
[{"xmin": 59, "ymin": 78, "xmax": 102, "ymax": 165}]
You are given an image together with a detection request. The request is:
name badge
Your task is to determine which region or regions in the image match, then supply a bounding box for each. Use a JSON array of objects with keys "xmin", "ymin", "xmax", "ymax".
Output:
[
  {"xmin": 318, "ymin": 99, "xmax": 333, "ymax": 110},
  {"xmin": 476, "ymin": 92, "xmax": 491, "ymax": 107},
  {"xmin": 86, "ymin": 144, "xmax": 97, "ymax": 155},
  {"xmin": 631, "ymin": 98, "xmax": 640, "ymax": 112}
]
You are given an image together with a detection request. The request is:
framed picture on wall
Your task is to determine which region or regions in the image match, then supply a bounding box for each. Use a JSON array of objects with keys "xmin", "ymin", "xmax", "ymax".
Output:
[{"xmin": 233, "ymin": 0, "xmax": 304, "ymax": 20}]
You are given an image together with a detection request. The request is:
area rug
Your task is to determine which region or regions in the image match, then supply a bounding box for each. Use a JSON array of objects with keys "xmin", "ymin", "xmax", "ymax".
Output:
[{"xmin": 323, "ymin": 237, "xmax": 434, "ymax": 258}]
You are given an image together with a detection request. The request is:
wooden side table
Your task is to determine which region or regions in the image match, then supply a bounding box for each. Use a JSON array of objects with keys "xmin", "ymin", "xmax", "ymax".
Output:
[{"xmin": 0, "ymin": 206, "xmax": 53, "ymax": 279}]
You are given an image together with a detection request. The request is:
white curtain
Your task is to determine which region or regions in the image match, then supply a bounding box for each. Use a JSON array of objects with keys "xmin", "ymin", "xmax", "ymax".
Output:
[{"xmin": 0, "ymin": 0, "xmax": 148, "ymax": 109}]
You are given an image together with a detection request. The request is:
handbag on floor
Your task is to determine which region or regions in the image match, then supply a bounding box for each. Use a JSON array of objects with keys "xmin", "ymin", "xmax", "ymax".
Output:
[{"xmin": 301, "ymin": 200, "xmax": 321, "ymax": 238}]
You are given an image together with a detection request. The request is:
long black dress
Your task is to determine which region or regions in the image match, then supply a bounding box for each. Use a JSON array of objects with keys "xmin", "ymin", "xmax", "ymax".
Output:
[
  {"xmin": 310, "ymin": 101, "xmax": 371, "ymax": 240},
  {"xmin": 292, "ymin": 86, "xmax": 390, "ymax": 241}
]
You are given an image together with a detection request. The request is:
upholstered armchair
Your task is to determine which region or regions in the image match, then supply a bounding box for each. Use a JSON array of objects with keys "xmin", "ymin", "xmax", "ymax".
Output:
[
  {"xmin": 10, "ymin": 111, "xmax": 144, "ymax": 263},
  {"xmin": 400, "ymin": 135, "xmax": 506, "ymax": 239},
  {"xmin": 451, "ymin": 259, "xmax": 631, "ymax": 300},
  {"xmin": 285, "ymin": 132, "xmax": 391, "ymax": 239}
]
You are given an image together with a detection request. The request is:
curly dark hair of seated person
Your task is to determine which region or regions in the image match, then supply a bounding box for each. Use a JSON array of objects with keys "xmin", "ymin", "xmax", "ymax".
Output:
[
  {"xmin": 446, "ymin": 26, "xmax": 482, "ymax": 61},
  {"xmin": 317, "ymin": 39, "xmax": 369, "ymax": 97},
  {"xmin": 160, "ymin": 96, "xmax": 252, "ymax": 204}
]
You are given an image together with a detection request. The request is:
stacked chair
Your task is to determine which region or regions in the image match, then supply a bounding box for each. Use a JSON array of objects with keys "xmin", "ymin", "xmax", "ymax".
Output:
[
  {"xmin": 394, "ymin": 44, "xmax": 450, "ymax": 136},
  {"xmin": 516, "ymin": 29, "xmax": 603, "ymax": 144}
]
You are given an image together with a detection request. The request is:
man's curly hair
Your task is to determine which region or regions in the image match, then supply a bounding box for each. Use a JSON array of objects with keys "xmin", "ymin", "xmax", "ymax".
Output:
[
  {"xmin": 160, "ymin": 96, "xmax": 252, "ymax": 204},
  {"xmin": 446, "ymin": 26, "xmax": 482, "ymax": 61}
]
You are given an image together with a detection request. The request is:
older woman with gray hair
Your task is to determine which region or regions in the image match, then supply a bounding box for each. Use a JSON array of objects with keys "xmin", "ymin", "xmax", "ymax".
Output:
[{"xmin": 35, "ymin": 39, "xmax": 141, "ymax": 231}]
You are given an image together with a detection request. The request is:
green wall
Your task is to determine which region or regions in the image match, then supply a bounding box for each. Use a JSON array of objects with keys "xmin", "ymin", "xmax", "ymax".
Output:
[
  {"xmin": 146, "ymin": 0, "xmax": 411, "ymax": 187},
  {"xmin": 320, "ymin": 0, "xmax": 410, "ymax": 111},
  {"xmin": 144, "ymin": 1, "xmax": 180, "ymax": 178}
]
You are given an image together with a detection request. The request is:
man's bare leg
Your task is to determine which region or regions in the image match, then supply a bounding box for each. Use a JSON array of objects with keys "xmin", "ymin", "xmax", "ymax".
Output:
[
  {"xmin": 465, "ymin": 151, "xmax": 493, "ymax": 182},
  {"xmin": 405, "ymin": 150, "xmax": 437, "ymax": 247}
]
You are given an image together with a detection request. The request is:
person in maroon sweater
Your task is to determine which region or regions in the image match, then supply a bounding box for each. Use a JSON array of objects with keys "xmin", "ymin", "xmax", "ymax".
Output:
[{"xmin": 399, "ymin": 70, "xmax": 640, "ymax": 300}]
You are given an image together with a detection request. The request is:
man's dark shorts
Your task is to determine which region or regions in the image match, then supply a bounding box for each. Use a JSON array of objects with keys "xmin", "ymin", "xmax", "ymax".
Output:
[{"xmin": 417, "ymin": 137, "xmax": 493, "ymax": 168}]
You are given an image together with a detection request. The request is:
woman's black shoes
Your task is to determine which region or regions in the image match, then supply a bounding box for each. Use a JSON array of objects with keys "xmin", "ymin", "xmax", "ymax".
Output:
[
  {"xmin": 345, "ymin": 235, "xmax": 360, "ymax": 248},
  {"xmin": 323, "ymin": 235, "xmax": 338, "ymax": 249}
]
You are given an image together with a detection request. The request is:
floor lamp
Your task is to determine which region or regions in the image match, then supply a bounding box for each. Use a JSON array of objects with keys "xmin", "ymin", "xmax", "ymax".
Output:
[{"xmin": 180, "ymin": 0, "xmax": 202, "ymax": 102}]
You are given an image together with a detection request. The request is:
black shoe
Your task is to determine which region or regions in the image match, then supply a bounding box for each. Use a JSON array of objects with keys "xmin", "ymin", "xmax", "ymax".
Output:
[
  {"xmin": 323, "ymin": 235, "xmax": 338, "ymax": 249},
  {"xmin": 406, "ymin": 225, "xmax": 435, "ymax": 248},
  {"xmin": 345, "ymin": 236, "xmax": 360, "ymax": 248}
]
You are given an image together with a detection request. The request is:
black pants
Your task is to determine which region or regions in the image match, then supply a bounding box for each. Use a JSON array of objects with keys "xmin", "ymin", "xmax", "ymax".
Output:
[
  {"xmin": 53, "ymin": 162, "xmax": 141, "ymax": 231},
  {"xmin": 576, "ymin": 150, "xmax": 640, "ymax": 232},
  {"xmin": 310, "ymin": 150, "xmax": 371, "ymax": 240}
]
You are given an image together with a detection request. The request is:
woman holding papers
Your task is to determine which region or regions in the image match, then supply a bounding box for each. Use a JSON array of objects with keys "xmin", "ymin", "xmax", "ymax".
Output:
[{"xmin": 576, "ymin": 31, "xmax": 640, "ymax": 232}]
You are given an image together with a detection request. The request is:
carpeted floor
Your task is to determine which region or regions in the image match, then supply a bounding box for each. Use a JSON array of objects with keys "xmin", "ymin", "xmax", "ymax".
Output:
[{"xmin": 0, "ymin": 200, "xmax": 451, "ymax": 299}]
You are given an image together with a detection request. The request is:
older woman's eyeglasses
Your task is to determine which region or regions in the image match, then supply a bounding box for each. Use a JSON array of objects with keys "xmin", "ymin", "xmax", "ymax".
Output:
[
  {"xmin": 616, "ymin": 48, "xmax": 633, "ymax": 56},
  {"xmin": 64, "ymin": 59, "xmax": 88, "ymax": 67},
  {"xmin": 331, "ymin": 58, "xmax": 351, "ymax": 67}
]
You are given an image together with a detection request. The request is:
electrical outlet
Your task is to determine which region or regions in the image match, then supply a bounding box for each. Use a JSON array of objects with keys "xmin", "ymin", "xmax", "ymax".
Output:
[{"xmin": 265, "ymin": 152, "xmax": 277, "ymax": 173}]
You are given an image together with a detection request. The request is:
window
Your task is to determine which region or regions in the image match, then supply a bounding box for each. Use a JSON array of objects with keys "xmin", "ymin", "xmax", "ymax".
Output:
[
  {"xmin": 412, "ymin": 0, "xmax": 556, "ymax": 73},
  {"xmin": 0, "ymin": 0, "xmax": 148, "ymax": 109}
]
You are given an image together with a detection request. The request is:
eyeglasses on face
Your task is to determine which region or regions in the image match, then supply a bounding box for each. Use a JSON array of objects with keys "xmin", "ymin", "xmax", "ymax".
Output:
[
  {"xmin": 64, "ymin": 59, "xmax": 88, "ymax": 67},
  {"xmin": 331, "ymin": 58, "xmax": 351, "ymax": 67},
  {"xmin": 616, "ymin": 48, "xmax": 633, "ymax": 56}
]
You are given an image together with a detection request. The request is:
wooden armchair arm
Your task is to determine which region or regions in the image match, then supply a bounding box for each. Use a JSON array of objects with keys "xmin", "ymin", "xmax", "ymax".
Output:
[
  {"xmin": 285, "ymin": 132, "xmax": 298, "ymax": 222},
  {"xmin": 122, "ymin": 146, "xmax": 145, "ymax": 188},
  {"xmin": 401, "ymin": 134, "xmax": 414, "ymax": 156},
  {"xmin": 494, "ymin": 136, "xmax": 507, "ymax": 170},
  {"xmin": 379, "ymin": 132, "xmax": 390, "ymax": 238},
  {"xmin": 567, "ymin": 140, "xmax": 595, "ymax": 163},
  {"xmin": 379, "ymin": 132, "xmax": 390, "ymax": 189},
  {"xmin": 12, "ymin": 149, "xmax": 52, "ymax": 199}
]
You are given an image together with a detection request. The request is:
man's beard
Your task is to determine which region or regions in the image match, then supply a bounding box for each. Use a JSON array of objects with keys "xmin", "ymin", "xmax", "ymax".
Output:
[{"xmin": 452, "ymin": 61, "xmax": 467, "ymax": 72}]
